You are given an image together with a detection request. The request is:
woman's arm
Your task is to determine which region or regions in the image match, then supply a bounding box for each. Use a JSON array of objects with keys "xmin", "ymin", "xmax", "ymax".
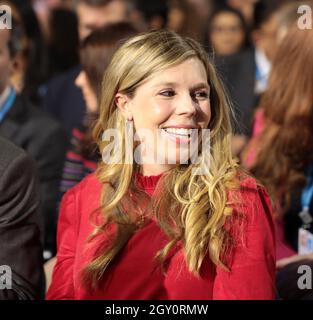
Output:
[
  {"xmin": 213, "ymin": 183, "xmax": 276, "ymax": 300},
  {"xmin": 45, "ymin": 188, "xmax": 78, "ymax": 300}
]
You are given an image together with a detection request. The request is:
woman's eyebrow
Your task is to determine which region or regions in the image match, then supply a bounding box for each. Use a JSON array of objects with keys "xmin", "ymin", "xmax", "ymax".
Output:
[
  {"xmin": 152, "ymin": 82, "xmax": 177, "ymax": 88},
  {"xmin": 152, "ymin": 82, "xmax": 210, "ymax": 90},
  {"xmin": 190, "ymin": 83, "xmax": 210, "ymax": 91}
]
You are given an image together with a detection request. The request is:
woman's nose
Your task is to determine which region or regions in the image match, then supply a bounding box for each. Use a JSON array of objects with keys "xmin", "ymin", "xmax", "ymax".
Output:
[
  {"xmin": 75, "ymin": 71, "xmax": 85, "ymax": 88},
  {"xmin": 175, "ymin": 93, "xmax": 197, "ymax": 116}
]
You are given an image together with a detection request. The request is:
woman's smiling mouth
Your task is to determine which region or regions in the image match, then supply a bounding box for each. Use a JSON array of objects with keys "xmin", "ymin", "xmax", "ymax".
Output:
[{"xmin": 160, "ymin": 126, "xmax": 198, "ymax": 144}]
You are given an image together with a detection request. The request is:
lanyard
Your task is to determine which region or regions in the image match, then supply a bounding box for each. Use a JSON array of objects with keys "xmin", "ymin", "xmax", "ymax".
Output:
[
  {"xmin": 301, "ymin": 166, "xmax": 313, "ymax": 210},
  {"xmin": 0, "ymin": 87, "xmax": 16, "ymax": 123},
  {"xmin": 299, "ymin": 166, "xmax": 313, "ymax": 227}
]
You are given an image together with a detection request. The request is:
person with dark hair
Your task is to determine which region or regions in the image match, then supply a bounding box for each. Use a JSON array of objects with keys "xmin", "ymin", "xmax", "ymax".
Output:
[
  {"xmin": 186, "ymin": 0, "xmax": 212, "ymax": 34},
  {"xmin": 212, "ymin": 0, "xmax": 257, "ymax": 27},
  {"xmin": 42, "ymin": 0, "xmax": 130, "ymax": 138},
  {"xmin": 75, "ymin": 0, "xmax": 129, "ymax": 40},
  {"xmin": 59, "ymin": 22, "xmax": 138, "ymax": 196},
  {"xmin": 46, "ymin": 8, "xmax": 79, "ymax": 77},
  {"xmin": 167, "ymin": 0, "xmax": 205, "ymax": 41},
  {"xmin": 207, "ymin": 6, "xmax": 250, "ymax": 56},
  {"xmin": 0, "ymin": 25, "xmax": 67, "ymax": 261},
  {"xmin": 212, "ymin": 0, "xmax": 287, "ymax": 156},
  {"xmin": 0, "ymin": 136, "xmax": 44, "ymax": 299},
  {"xmin": 32, "ymin": 0, "xmax": 70, "ymax": 39},
  {"xmin": 134, "ymin": 0, "xmax": 168, "ymax": 30},
  {"xmin": 252, "ymin": 0, "xmax": 284, "ymax": 89},
  {"xmin": 5, "ymin": 0, "xmax": 49, "ymax": 105}
]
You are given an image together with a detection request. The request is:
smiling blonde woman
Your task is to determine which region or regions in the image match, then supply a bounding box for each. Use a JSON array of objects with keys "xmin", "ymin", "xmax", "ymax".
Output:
[{"xmin": 46, "ymin": 29, "xmax": 275, "ymax": 300}]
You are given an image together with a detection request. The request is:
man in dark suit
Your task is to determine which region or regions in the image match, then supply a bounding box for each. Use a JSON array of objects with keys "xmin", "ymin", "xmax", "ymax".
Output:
[
  {"xmin": 0, "ymin": 24, "xmax": 67, "ymax": 260},
  {"xmin": 0, "ymin": 136, "xmax": 43, "ymax": 299}
]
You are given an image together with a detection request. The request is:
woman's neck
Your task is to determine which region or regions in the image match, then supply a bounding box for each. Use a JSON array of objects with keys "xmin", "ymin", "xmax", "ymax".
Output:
[{"xmin": 140, "ymin": 164, "xmax": 175, "ymax": 176}]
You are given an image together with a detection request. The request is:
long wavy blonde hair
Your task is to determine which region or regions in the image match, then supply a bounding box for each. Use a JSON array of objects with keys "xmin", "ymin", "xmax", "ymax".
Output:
[{"xmin": 83, "ymin": 29, "xmax": 241, "ymax": 289}]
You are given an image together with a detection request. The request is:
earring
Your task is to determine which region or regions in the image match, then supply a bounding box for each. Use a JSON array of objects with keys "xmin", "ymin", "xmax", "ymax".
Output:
[{"xmin": 126, "ymin": 113, "xmax": 133, "ymax": 122}]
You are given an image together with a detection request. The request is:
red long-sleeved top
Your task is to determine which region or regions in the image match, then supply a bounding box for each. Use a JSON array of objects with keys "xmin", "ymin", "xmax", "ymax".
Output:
[{"xmin": 46, "ymin": 173, "xmax": 276, "ymax": 300}]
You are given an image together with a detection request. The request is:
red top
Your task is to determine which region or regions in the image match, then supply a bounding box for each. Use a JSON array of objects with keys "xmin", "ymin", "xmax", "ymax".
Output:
[{"xmin": 46, "ymin": 173, "xmax": 276, "ymax": 300}]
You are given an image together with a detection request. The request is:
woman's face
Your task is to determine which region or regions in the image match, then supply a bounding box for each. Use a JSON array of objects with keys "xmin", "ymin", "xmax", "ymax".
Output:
[
  {"xmin": 75, "ymin": 71, "xmax": 98, "ymax": 113},
  {"xmin": 116, "ymin": 58, "xmax": 211, "ymax": 176},
  {"xmin": 210, "ymin": 12, "xmax": 245, "ymax": 56}
]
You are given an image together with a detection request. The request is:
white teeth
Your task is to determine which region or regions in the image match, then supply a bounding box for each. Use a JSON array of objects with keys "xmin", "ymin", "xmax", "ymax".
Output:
[{"xmin": 163, "ymin": 128, "xmax": 193, "ymax": 136}]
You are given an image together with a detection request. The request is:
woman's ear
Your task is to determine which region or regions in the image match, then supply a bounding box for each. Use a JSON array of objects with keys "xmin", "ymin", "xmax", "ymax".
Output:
[{"xmin": 115, "ymin": 93, "xmax": 133, "ymax": 121}]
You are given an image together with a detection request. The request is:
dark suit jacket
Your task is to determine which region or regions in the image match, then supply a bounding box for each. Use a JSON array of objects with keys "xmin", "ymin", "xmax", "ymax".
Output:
[
  {"xmin": 42, "ymin": 66, "xmax": 86, "ymax": 137},
  {"xmin": 0, "ymin": 136, "xmax": 43, "ymax": 299},
  {"xmin": 0, "ymin": 94, "xmax": 67, "ymax": 257},
  {"xmin": 214, "ymin": 48, "xmax": 259, "ymax": 136}
]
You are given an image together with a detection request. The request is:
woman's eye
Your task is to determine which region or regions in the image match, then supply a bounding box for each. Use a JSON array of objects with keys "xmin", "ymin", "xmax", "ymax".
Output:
[
  {"xmin": 159, "ymin": 90, "xmax": 175, "ymax": 97},
  {"xmin": 193, "ymin": 91, "xmax": 209, "ymax": 99}
]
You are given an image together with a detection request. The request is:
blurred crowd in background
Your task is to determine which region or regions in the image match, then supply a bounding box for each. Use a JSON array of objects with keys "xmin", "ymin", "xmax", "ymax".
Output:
[{"xmin": 1, "ymin": 0, "xmax": 313, "ymax": 299}]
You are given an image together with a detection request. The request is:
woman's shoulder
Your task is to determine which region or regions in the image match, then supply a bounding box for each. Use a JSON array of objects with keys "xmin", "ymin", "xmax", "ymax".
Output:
[
  {"xmin": 229, "ymin": 171, "xmax": 274, "ymax": 230},
  {"xmin": 69, "ymin": 171, "xmax": 100, "ymax": 190},
  {"xmin": 58, "ymin": 173, "xmax": 103, "ymax": 236},
  {"xmin": 235, "ymin": 170, "xmax": 265, "ymax": 195},
  {"xmin": 61, "ymin": 172, "xmax": 102, "ymax": 208}
]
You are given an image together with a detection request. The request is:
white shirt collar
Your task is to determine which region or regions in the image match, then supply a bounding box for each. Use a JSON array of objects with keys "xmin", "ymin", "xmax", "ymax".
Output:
[
  {"xmin": 0, "ymin": 86, "xmax": 11, "ymax": 110},
  {"xmin": 255, "ymin": 47, "xmax": 271, "ymax": 94},
  {"xmin": 255, "ymin": 47, "xmax": 271, "ymax": 77}
]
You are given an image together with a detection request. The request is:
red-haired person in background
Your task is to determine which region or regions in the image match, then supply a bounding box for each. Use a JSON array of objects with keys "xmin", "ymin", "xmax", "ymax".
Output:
[{"xmin": 242, "ymin": 24, "xmax": 313, "ymax": 299}]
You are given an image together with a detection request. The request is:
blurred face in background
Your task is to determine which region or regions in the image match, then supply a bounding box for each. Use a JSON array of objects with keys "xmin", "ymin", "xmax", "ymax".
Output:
[
  {"xmin": 167, "ymin": 6, "xmax": 185, "ymax": 31},
  {"xmin": 187, "ymin": 0, "xmax": 210, "ymax": 21},
  {"xmin": 210, "ymin": 12, "xmax": 245, "ymax": 56},
  {"xmin": 76, "ymin": 0, "xmax": 128, "ymax": 41},
  {"xmin": 253, "ymin": 13, "xmax": 279, "ymax": 62},
  {"xmin": 75, "ymin": 71, "xmax": 98, "ymax": 113},
  {"xmin": 0, "ymin": 29, "xmax": 13, "ymax": 95},
  {"xmin": 227, "ymin": 0, "xmax": 256, "ymax": 25}
]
